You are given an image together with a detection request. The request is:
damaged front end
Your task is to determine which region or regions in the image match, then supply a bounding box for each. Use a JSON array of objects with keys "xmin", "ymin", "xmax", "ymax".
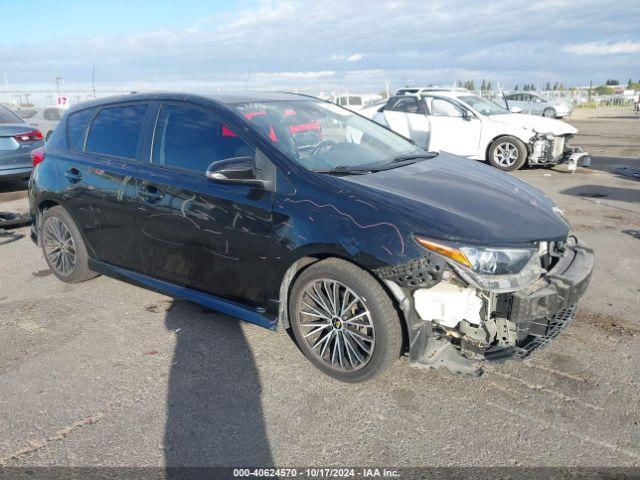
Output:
[
  {"xmin": 529, "ymin": 133, "xmax": 590, "ymax": 168},
  {"xmin": 375, "ymin": 236, "xmax": 594, "ymax": 376}
]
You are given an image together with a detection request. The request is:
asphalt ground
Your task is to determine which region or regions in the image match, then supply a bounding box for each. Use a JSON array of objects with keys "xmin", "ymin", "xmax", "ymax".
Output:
[{"xmin": 0, "ymin": 116, "xmax": 638, "ymax": 468}]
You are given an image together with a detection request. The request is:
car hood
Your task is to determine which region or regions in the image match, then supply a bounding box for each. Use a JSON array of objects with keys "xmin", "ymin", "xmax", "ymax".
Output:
[
  {"xmin": 488, "ymin": 114, "xmax": 577, "ymax": 135},
  {"xmin": 338, "ymin": 153, "xmax": 570, "ymax": 246}
]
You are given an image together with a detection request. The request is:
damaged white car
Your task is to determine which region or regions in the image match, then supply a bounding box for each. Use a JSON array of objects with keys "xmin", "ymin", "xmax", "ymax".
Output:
[{"xmin": 367, "ymin": 88, "xmax": 589, "ymax": 171}]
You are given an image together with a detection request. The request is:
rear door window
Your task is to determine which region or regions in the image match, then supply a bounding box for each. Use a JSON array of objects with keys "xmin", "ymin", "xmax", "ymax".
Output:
[
  {"xmin": 152, "ymin": 103, "xmax": 254, "ymax": 173},
  {"xmin": 67, "ymin": 108, "xmax": 97, "ymax": 151},
  {"xmin": 86, "ymin": 104, "xmax": 148, "ymax": 159},
  {"xmin": 0, "ymin": 105, "xmax": 23, "ymax": 124}
]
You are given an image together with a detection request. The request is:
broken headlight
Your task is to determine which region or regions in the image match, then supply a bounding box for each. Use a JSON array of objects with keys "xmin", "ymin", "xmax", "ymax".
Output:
[
  {"xmin": 415, "ymin": 237, "xmax": 544, "ymax": 292},
  {"xmin": 460, "ymin": 246, "xmax": 534, "ymax": 275}
]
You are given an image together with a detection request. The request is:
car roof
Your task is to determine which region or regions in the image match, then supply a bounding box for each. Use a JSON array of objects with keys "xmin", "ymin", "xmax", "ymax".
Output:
[
  {"xmin": 397, "ymin": 87, "xmax": 471, "ymax": 94},
  {"xmin": 66, "ymin": 91, "xmax": 314, "ymax": 114}
]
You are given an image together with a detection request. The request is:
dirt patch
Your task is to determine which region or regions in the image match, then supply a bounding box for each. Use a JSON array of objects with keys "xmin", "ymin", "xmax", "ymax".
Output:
[
  {"xmin": 576, "ymin": 310, "xmax": 640, "ymax": 336},
  {"xmin": 145, "ymin": 300, "xmax": 174, "ymax": 313}
]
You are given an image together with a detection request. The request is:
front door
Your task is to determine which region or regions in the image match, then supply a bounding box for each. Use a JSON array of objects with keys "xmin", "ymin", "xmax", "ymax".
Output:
[
  {"xmin": 134, "ymin": 102, "xmax": 273, "ymax": 309},
  {"xmin": 424, "ymin": 96, "xmax": 481, "ymax": 157}
]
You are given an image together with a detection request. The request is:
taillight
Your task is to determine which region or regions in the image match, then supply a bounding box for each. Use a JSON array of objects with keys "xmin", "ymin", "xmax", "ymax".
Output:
[
  {"xmin": 14, "ymin": 129, "xmax": 43, "ymax": 142},
  {"xmin": 31, "ymin": 147, "xmax": 45, "ymax": 167}
]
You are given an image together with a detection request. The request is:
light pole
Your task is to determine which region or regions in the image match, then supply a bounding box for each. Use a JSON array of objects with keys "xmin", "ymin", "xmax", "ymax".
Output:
[{"xmin": 55, "ymin": 76, "xmax": 62, "ymax": 102}]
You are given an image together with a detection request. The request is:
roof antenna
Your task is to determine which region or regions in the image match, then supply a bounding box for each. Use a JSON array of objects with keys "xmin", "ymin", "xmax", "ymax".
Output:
[{"xmin": 244, "ymin": 69, "xmax": 252, "ymax": 91}]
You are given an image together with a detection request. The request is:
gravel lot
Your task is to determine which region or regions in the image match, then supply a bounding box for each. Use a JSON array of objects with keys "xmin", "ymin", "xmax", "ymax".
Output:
[{"xmin": 0, "ymin": 116, "xmax": 639, "ymax": 468}]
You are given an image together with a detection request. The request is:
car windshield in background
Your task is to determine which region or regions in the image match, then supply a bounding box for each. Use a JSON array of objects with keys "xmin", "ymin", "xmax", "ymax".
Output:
[
  {"xmin": 0, "ymin": 106, "xmax": 23, "ymax": 124},
  {"xmin": 458, "ymin": 95, "xmax": 509, "ymax": 115},
  {"xmin": 231, "ymin": 100, "xmax": 426, "ymax": 173}
]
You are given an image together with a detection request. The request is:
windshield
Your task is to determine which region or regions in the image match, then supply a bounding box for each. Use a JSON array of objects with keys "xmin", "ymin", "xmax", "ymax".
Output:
[
  {"xmin": 0, "ymin": 105, "xmax": 24, "ymax": 124},
  {"xmin": 458, "ymin": 95, "xmax": 509, "ymax": 115},
  {"xmin": 231, "ymin": 99, "xmax": 426, "ymax": 172}
]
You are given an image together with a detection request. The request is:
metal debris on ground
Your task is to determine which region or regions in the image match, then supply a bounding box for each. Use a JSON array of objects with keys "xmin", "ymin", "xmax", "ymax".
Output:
[
  {"xmin": 0, "ymin": 212, "xmax": 32, "ymax": 229},
  {"xmin": 616, "ymin": 167, "xmax": 640, "ymax": 179},
  {"xmin": 0, "ymin": 229, "xmax": 25, "ymax": 246}
]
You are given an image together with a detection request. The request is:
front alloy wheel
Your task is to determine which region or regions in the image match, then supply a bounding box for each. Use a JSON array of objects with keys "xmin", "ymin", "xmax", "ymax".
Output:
[
  {"xmin": 297, "ymin": 279, "xmax": 375, "ymax": 371},
  {"xmin": 488, "ymin": 136, "xmax": 527, "ymax": 171},
  {"xmin": 289, "ymin": 258, "xmax": 402, "ymax": 382}
]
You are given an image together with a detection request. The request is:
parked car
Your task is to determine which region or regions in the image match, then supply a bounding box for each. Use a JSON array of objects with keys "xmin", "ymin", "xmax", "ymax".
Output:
[
  {"xmin": 503, "ymin": 92, "xmax": 573, "ymax": 118},
  {"xmin": 29, "ymin": 92, "xmax": 593, "ymax": 381},
  {"xmin": 366, "ymin": 88, "xmax": 586, "ymax": 171},
  {"xmin": 0, "ymin": 105, "xmax": 44, "ymax": 181},
  {"xmin": 16, "ymin": 105, "xmax": 66, "ymax": 142}
]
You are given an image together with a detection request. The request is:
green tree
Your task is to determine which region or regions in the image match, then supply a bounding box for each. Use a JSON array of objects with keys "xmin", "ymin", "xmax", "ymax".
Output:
[
  {"xmin": 480, "ymin": 79, "xmax": 486, "ymax": 91},
  {"xmin": 594, "ymin": 85, "xmax": 614, "ymax": 95},
  {"xmin": 628, "ymin": 78, "xmax": 633, "ymax": 87},
  {"xmin": 605, "ymin": 79, "xmax": 619, "ymax": 86},
  {"xmin": 514, "ymin": 84, "xmax": 519, "ymax": 91},
  {"xmin": 545, "ymin": 82, "xmax": 551, "ymax": 91},
  {"xmin": 486, "ymin": 81, "xmax": 492, "ymax": 91}
]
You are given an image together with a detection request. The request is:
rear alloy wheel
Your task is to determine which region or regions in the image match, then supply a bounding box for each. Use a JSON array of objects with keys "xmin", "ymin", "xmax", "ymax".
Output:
[
  {"xmin": 289, "ymin": 258, "xmax": 402, "ymax": 382},
  {"xmin": 41, "ymin": 206, "xmax": 98, "ymax": 283},
  {"xmin": 543, "ymin": 107, "xmax": 556, "ymax": 118},
  {"xmin": 488, "ymin": 136, "xmax": 527, "ymax": 171}
]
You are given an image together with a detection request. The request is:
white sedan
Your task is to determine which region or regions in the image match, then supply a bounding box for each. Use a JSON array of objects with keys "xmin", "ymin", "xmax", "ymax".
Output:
[{"xmin": 364, "ymin": 89, "xmax": 587, "ymax": 171}]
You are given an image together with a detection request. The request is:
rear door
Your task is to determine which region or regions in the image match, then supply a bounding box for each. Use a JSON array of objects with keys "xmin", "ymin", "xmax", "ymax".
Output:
[
  {"xmin": 375, "ymin": 97, "xmax": 430, "ymax": 148},
  {"xmin": 134, "ymin": 101, "xmax": 273, "ymax": 309},
  {"xmin": 60, "ymin": 102, "xmax": 150, "ymax": 271},
  {"xmin": 423, "ymin": 96, "xmax": 481, "ymax": 157}
]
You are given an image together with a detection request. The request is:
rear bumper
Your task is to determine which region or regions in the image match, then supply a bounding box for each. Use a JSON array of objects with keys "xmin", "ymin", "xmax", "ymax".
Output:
[
  {"xmin": 485, "ymin": 238, "xmax": 594, "ymax": 361},
  {"xmin": 0, "ymin": 166, "xmax": 32, "ymax": 180}
]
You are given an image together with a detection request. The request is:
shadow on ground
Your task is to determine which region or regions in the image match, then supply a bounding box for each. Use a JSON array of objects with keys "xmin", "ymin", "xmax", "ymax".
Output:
[
  {"xmin": 163, "ymin": 300, "xmax": 273, "ymax": 470},
  {"xmin": 0, "ymin": 179, "xmax": 29, "ymax": 195},
  {"xmin": 582, "ymin": 156, "xmax": 640, "ymax": 179},
  {"xmin": 560, "ymin": 184, "xmax": 640, "ymax": 204}
]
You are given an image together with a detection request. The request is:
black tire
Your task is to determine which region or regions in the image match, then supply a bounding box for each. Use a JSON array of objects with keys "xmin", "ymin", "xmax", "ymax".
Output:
[
  {"xmin": 41, "ymin": 206, "xmax": 98, "ymax": 283},
  {"xmin": 487, "ymin": 136, "xmax": 527, "ymax": 171},
  {"xmin": 543, "ymin": 107, "xmax": 556, "ymax": 118},
  {"xmin": 289, "ymin": 258, "xmax": 402, "ymax": 383}
]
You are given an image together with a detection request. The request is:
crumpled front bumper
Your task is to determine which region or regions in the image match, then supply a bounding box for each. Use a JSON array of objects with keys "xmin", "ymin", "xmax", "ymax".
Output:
[{"xmin": 484, "ymin": 238, "xmax": 594, "ymax": 361}]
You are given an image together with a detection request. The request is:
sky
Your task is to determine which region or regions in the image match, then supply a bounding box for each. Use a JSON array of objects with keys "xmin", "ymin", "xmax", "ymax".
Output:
[{"xmin": 1, "ymin": 0, "xmax": 639, "ymax": 99}]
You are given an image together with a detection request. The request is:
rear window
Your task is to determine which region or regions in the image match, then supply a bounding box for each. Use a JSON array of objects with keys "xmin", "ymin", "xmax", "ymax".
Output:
[
  {"xmin": 0, "ymin": 105, "xmax": 23, "ymax": 124},
  {"xmin": 86, "ymin": 104, "xmax": 148, "ymax": 159},
  {"xmin": 67, "ymin": 108, "xmax": 97, "ymax": 151}
]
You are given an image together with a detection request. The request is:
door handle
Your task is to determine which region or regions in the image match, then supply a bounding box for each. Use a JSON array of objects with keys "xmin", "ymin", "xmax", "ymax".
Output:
[
  {"xmin": 64, "ymin": 168, "xmax": 82, "ymax": 182},
  {"xmin": 139, "ymin": 185, "xmax": 163, "ymax": 203}
]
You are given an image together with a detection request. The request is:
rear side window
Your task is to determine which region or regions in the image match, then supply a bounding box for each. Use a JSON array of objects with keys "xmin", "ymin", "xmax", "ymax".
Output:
[
  {"xmin": 152, "ymin": 104, "xmax": 253, "ymax": 173},
  {"xmin": 67, "ymin": 108, "xmax": 96, "ymax": 151},
  {"xmin": 86, "ymin": 104, "xmax": 148, "ymax": 159},
  {"xmin": 386, "ymin": 97, "xmax": 422, "ymax": 114},
  {"xmin": 0, "ymin": 105, "xmax": 23, "ymax": 124}
]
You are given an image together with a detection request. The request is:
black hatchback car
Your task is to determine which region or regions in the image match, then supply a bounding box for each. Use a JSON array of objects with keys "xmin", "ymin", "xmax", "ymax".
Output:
[{"xmin": 29, "ymin": 92, "xmax": 593, "ymax": 382}]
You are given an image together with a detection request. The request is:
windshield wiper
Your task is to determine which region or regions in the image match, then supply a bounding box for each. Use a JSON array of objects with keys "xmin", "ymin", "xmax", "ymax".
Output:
[
  {"xmin": 388, "ymin": 152, "xmax": 439, "ymax": 164},
  {"xmin": 314, "ymin": 165, "xmax": 380, "ymax": 175}
]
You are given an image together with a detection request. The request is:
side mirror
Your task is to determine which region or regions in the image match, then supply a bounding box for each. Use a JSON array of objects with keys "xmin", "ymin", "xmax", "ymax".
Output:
[
  {"xmin": 462, "ymin": 109, "xmax": 474, "ymax": 120},
  {"xmin": 206, "ymin": 156, "xmax": 266, "ymax": 187},
  {"xmin": 510, "ymin": 107, "xmax": 523, "ymax": 114}
]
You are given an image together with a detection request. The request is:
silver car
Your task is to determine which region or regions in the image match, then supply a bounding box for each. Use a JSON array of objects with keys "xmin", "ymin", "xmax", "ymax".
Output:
[
  {"xmin": 15, "ymin": 105, "xmax": 66, "ymax": 142},
  {"xmin": 504, "ymin": 92, "xmax": 572, "ymax": 118},
  {"xmin": 0, "ymin": 105, "xmax": 44, "ymax": 181}
]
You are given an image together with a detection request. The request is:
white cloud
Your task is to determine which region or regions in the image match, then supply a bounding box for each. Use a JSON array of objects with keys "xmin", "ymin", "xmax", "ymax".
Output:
[
  {"xmin": 563, "ymin": 41, "xmax": 640, "ymax": 55},
  {"xmin": 330, "ymin": 53, "xmax": 364, "ymax": 62}
]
